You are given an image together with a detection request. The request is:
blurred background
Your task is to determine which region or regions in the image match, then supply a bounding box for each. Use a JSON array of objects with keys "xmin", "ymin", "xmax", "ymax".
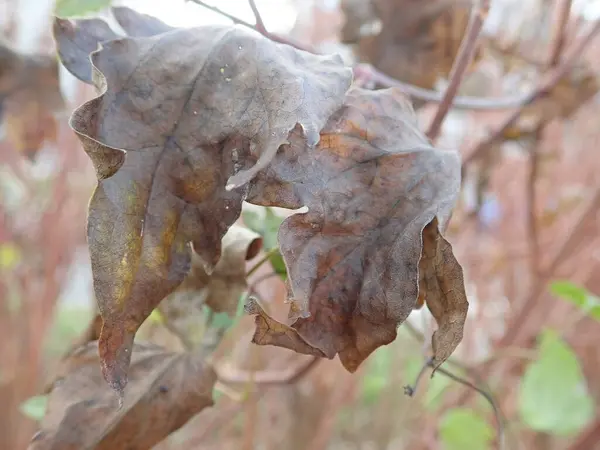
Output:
[{"xmin": 1, "ymin": 0, "xmax": 600, "ymax": 449}]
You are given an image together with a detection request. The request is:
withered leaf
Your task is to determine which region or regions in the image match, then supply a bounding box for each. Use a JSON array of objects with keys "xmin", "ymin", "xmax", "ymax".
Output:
[
  {"xmin": 53, "ymin": 8, "xmax": 352, "ymax": 395},
  {"xmin": 158, "ymin": 224, "xmax": 262, "ymax": 345},
  {"xmin": 30, "ymin": 342, "xmax": 216, "ymax": 450},
  {"xmin": 245, "ymin": 297, "xmax": 326, "ymax": 358},
  {"xmin": 418, "ymin": 218, "xmax": 467, "ymax": 368},
  {"xmin": 342, "ymin": 0, "xmax": 480, "ymax": 90},
  {"xmin": 246, "ymin": 87, "xmax": 465, "ymax": 372}
]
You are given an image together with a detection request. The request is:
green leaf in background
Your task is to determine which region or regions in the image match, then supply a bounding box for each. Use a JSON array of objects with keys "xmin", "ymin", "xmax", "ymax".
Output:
[
  {"xmin": 242, "ymin": 207, "xmax": 287, "ymax": 277},
  {"xmin": 54, "ymin": 0, "xmax": 112, "ymax": 17},
  {"xmin": 439, "ymin": 408, "xmax": 494, "ymax": 450},
  {"xmin": 44, "ymin": 306, "xmax": 95, "ymax": 356},
  {"xmin": 0, "ymin": 243, "xmax": 21, "ymax": 270},
  {"xmin": 404, "ymin": 355, "xmax": 452, "ymax": 411},
  {"xmin": 549, "ymin": 280, "xmax": 600, "ymax": 321},
  {"xmin": 19, "ymin": 395, "xmax": 48, "ymax": 421},
  {"xmin": 518, "ymin": 328, "xmax": 594, "ymax": 436},
  {"xmin": 361, "ymin": 345, "xmax": 392, "ymax": 405}
]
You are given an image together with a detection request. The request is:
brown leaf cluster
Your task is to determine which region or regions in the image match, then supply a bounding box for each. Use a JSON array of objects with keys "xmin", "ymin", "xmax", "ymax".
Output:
[
  {"xmin": 53, "ymin": 7, "xmax": 351, "ymax": 396},
  {"xmin": 247, "ymin": 88, "xmax": 466, "ymax": 371},
  {"xmin": 53, "ymin": 6, "xmax": 467, "ymax": 396},
  {"xmin": 341, "ymin": 0, "xmax": 480, "ymax": 90},
  {"xmin": 0, "ymin": 39, "xmax": 64, "ymax": 158},
  {"xmin": 30, "ymin": 342, "xmax": 216, "ymax": 450}
]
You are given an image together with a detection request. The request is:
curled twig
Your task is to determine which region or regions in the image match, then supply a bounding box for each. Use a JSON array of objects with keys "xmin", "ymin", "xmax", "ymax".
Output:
[{"xmin": 405, "ymin": 358, "xmax": 505, "ymax": 450}]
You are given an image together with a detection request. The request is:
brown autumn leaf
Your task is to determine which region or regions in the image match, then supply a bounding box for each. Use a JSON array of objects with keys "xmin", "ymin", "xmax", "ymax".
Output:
[
  {"xmin": 53, "ymin": 8, "xmax": 352, "ymax": 395},
  {"xmin": 418, "ymin": 218, "xmax": 467, "ymax": 368},
  {"xmin": 53, "ymin": 6, "xmax": 175, "ymax": 84},
  {"xmin": 341, "ymin": 0, "xmax": 479, "ymax": 90},
  {"xmin": 30, "ymin": 342, "xmax": 216, "ymax": 450},
  {"xmin": 0, "ymin": 40, "xmax": 64, "ymax": 159},
  {"xmin": 157, "ymin": 224, "xmax": 262, "ymax": 345},
  {"xmin": 246, "ymin": 87, "xmax": 466, "ymax": 372}
]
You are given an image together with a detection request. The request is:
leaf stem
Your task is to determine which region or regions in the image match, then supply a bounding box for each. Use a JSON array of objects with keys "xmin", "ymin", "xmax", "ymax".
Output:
[
  {"xmin": 246, "ymin": 247, "xmax": 281, "ymax": 277},
  {"xmin": 405, "ymin": 357, "xmax": 505, "ymax": 450}
]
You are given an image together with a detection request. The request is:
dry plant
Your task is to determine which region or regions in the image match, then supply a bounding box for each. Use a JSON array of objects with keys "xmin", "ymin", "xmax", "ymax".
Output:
[{"xmin": 1, "ymin": 0, "xmax": 599, "ymax": 449}]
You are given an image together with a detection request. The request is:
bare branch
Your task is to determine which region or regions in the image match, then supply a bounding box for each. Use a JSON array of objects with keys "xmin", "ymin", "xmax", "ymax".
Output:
[
  {"xmin": 189, "ymin": 0, "xmax": 531, "ymax": 111},
  {"xmin": 462, "ymin": 19, "xmax": 600, "ymax": 167},
  {"xmin": 354, "ymin": 63, "xmax": 529, "ymax": 110},
  {"xmin": 248, "ymin": 0, "xmax": 267, "ymax": 34},
  {"xmin": 217, "ymin": 356, "xmax": 320, "ymax": 385},
  {"xmin": 547, "ymin": 0, "xmax": 573, "ymax": 67},
  {"xmin": 426, "ymin": 0, "xmax": 491, "ymax": 140}
]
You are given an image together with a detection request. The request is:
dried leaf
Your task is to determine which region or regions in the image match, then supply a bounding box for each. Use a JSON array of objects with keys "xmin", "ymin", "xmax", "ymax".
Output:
[
  {"xmin": 419, "ymin": 218, "xmax": 467, "ymax": 368},
  {"xmin": 0, "ymin": 40, "xmax": 64, "ymax": 158},
  {"xmin": 245, "ymin": 298, "xmax": 326, "ymax": 358},
  {"xmin": 342, "ymin": 0, "xmax": 479, "ymax": 89},
  {"xmin": 158, "ymin": 224, "xmax": 262, "ymax": 344},
  {"xmin": 29, "ymin": 342, "xmax": 216, "ymax": 450},
  {"xmin": 53, "ymin": 8, "xmax": 352, "ymax": 395},
  {"xmin": 246, "ymin": 87, "xmax": 464, "ymax": 371}
]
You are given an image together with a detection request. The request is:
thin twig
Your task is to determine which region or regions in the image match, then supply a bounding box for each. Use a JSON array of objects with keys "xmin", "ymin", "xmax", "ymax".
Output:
[
  {"xmin": 189, "ymin": 0, "xmax": 534, "ymax": 111},
  {"xmin": 355, "ymin": 64, "xmax": 530, "ymax": 110},
  {"xmin": 247, "ymin": 0, "xmax": 266, "ymax": 34},
  {"xmin": 547, "ymin": 0, "xmax": 573, "ymax": 67},
  {"xmin": 426, "ymin": 0, "xmax": 491, "ymax": 140},
  {"xmin": 188, "ymin": 0, "xmax": 310, "ymax": 49},
  {"xmin": 405, "ymin": 358, "xmax": 505, "ymax": 450},
  {"xmin": 463, "ymin": 18, "xmax": 600, "ymax": 167},
  {"xmin": 246, "ymin": 247, "xmax": 281, "ymax": 277},
  {"xmin": 218, "ymin": 355, "xmax": 320, "ymax": 385},
  {"xmin": 526, "ymin": 129, "xmax": 542, "ymax": 279},
  {"xmin": 457, "ymin": 185, "xmax": 600, "ymax": 407}
]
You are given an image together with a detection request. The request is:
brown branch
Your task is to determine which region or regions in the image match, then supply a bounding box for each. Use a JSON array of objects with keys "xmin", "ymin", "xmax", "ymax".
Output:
[
  {"xmin": 190, "ymin": 0, "xmax": 534, "ymax": 111},
  {"xmin": 567, "ymin": 420, "xmax": 600, "ymax": 450},
  {"xmin": 547, "ymin": 0, "xmax": 573, "ymax": 67},
  {"xmin": 217, "ymin": 355, "xmax": 320, "ymax": 385},
  {"xmin": 355, "ymin": 64, "xmax": 530, "ymax": 110},
  {"xmin": 456, "ymin": 185, "xmax": 600, "ymax": 407},
  {"xmin": 426, "ymin": 0, "xmax": 491, "ymax": 140},
  {"xmin": 247, "ymin": 0, "xmax": 266, "ymax": 34},
  {"xmin": 462, "ymin": 18, "xmax": 600, "ymax": 168},
  {"xmin": 526, "ymin": 131, "xmax": 542, "ymax": 279},
  {"xmin": 527, "ymin": 0, "xmax": 572, "ymax": 281},
  {"xmin": 189, "ymin": 0, "xmax": 310, "ymax": 50}
]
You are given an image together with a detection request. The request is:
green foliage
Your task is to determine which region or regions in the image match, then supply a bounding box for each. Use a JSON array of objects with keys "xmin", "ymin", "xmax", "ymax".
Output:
[
  {"xmin": 550, "ymin": 280, "xmax": 600, "ymax": 321},
  {"xmin": 242, "ymin": 208, "xmax": 287, "ymax": 277},
  {"xmin": 44, "ymin": 306, "xmax": 94, "ymax": 356},
  {"xmin": 19, "ymin": 395, "xmax": 48, "ymax": 421},
  {"xmin": 55, "ymin": 0, "xmax": 112, "ymax": 17},
  {"xmin": 0, "ymin": 243, "xmax": 21, "ymax": 270},
  {"xmin": 439, "ymin": 408, "xmax": 494, "ymax": 450},
  {"xmin": 518, "ymin": 329, "xmax": 594, "ymax": 436}
]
